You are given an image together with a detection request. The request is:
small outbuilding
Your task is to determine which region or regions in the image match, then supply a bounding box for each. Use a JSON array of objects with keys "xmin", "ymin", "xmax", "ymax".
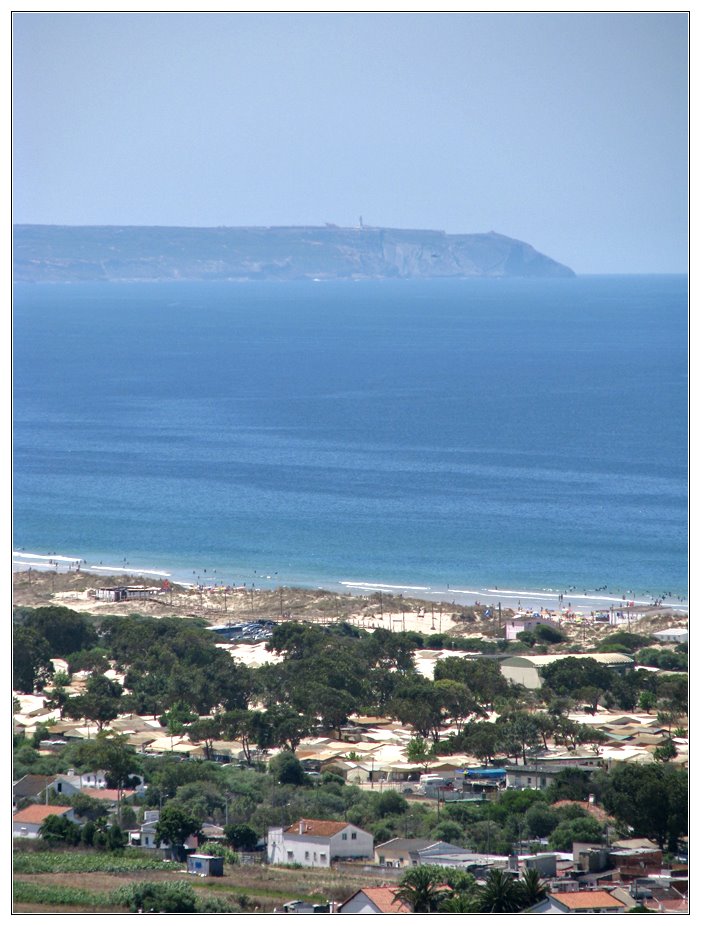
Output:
[
  {"xmin": 652, "ymin": 627, "xmax": 688, "ymax": 644},
  {"xmin": 500, "ymin": 653, "xmax": 634, "ymax": 690},
  {"xmin": 187, "ymin": 853, "xmax": 224, "ymax": 877}
]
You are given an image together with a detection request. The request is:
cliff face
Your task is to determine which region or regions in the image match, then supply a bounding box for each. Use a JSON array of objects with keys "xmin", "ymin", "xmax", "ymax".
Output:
[{"xmin": 13, "ymin": 224, "xmax": 575, "ymax": 282}]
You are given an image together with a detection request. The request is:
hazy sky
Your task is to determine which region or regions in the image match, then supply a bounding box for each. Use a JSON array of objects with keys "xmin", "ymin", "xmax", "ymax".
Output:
[{"xmin": 12, "ymin": 12, "xmax": 688, "ymax": 273}]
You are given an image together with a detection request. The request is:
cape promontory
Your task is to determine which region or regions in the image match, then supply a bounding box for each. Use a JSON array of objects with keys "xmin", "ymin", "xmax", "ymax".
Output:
[{"xmin": 13, "ymin": 224, "xmax": 575, "ymax": 283}]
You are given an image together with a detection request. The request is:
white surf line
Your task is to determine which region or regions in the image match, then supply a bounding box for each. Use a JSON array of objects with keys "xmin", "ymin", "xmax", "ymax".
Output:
[
  {"xmin": 443, "ymin": 588, "xmax": 490, "ymax": 597},
  {"xmin": 483, "ymin": 588, "xmax": 653, "ymax": 605},
  {"xmin": 13, "ymin": 551, "xmax": 82, "ymax": 562},
  {"xmin": 484, "ymin": 588, "xmax": 560, "ymax": 598},
  {"xmin": 340, "ymin": 581, "xmax": 430, "ymax": 591}
]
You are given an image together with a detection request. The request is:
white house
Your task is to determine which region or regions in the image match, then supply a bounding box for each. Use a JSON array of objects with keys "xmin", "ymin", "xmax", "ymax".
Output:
[
  {"xmin": 652, "ymin": 628, "xmax": 688, "ymax": 645},
  {"xmin": 267, "ymin": 818, "xmax": 373, "ymax": 868},
  {"xmin": 127, "ymin": 810, "xmax": 199, "ymax": 852},
  {"xmin": 49, "ymin": 769, "xmax": 109, "ymax": 797},
  {"xmin": 13, "ymin": 804, "xmax": 79, "ymax": 839}
]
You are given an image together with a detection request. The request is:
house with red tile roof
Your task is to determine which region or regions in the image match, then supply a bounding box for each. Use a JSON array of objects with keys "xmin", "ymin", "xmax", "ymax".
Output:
[
  {"xmin": 267, "ymin": 818, "xmax": 373, "ymax": 868},
  {"xmin": 528, "ymin": 890, "xmax": 627, "ymax": 914},
  {"xmin": 13, "ymin": 804, "xmax": 78, "ymax": 839},
  {"xmin": 338, "ymin": 886, "xmax": 411, "ymax": 914},
  {"xmin": 80, "ymin": 787, "xmax": 136, "ymax": 804}
]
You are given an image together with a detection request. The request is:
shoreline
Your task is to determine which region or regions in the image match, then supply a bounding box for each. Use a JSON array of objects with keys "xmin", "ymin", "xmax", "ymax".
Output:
[{"xmin": 12, "ymin": 549, "xmax": 688, "ymax": 617}]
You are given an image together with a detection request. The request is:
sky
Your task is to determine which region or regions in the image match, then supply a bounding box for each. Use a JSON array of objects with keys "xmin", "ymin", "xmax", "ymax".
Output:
[{"xmin": 12, "ymin": 12, "xmax": 689, "ymax": 273}]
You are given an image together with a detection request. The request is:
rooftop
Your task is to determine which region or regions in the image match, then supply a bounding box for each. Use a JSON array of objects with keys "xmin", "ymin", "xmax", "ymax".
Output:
[
  {"xmin": 502, "ymin": 653, "xmax": 634, "ymax": 667},
  {"xmin": 550, "ymin": 891, "xmax": 625, "ymax": 910},
  {"xmin": 284, "ymin": 819, "xmax": 350, "ymax": 838},
  {"xmin": 342, "ymin": 887, "xmax": 410, "ymax": 914},
  {"xmin": 13, "ymin": 804, "xmax": 72, "ymax": 824}
]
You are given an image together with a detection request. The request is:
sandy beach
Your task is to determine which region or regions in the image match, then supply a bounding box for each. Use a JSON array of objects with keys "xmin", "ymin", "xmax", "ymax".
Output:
[
  {"xmin": 12, "ymin": 548, "xmax": 688, "ymax": 619},
  {"xmin": 12, "ymin": 551, "xmax": 687, "ymax": 647}
]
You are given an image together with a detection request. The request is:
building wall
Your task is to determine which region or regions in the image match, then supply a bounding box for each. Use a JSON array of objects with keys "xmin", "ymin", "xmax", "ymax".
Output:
[
  {"xmin": 339, "ymin": 894, "xmax": 381, "ymax": 914},
  {"xmin": 329, "ymin": 826, "xmax": 373, "ymax": 860},
  {"xmin": 267, "ymin": 826, "xmax": 286, "ymax": 865},
  {"xmin": 500, "ymin": 664, "xmax": 542, "ymax": 689},
  {"xmin": 278, "ymin": 834, "xmax": 333, "ymax": 868},
  {"xmin": 13, "ymin": 821, "xmax": 43, "ymax": 838},
  {"xmin": 375, "ymin": 848, "xmax": 412, "ymax": 867},
  {"xmin": 13, "ymin": 810, "xmax": 78, "ymax": 839},
  {"xmin": 267, "ymin": 824, "xmax": 373, "ymax": 868},
  {"xmin": 506, "ymin": 769, "xmax": 553, "ymax": 790}
]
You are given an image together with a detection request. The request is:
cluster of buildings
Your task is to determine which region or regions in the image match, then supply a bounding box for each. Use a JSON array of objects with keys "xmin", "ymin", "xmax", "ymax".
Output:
[
  {"xmin": 13, "ymin": 623, "xmax": 688, "ymax": 912},
  {"xmin": 264, "ymin": 819, "xmax": 687, "ymax": 914}
]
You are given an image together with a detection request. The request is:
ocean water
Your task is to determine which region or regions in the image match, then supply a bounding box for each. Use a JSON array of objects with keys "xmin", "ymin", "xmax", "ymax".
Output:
[{"xmin": 12, "ymin": 276, "xmax": 688, "ymax": 607}]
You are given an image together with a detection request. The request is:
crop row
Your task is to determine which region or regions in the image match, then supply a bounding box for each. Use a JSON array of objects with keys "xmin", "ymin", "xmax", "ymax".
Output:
[
  {"xmin": 14, "ymin": 881, "xmax": 115, "ymax": 908},
  {"xmin": 13, "ymin": 851, "xmax": 183, "ymax": 874}
]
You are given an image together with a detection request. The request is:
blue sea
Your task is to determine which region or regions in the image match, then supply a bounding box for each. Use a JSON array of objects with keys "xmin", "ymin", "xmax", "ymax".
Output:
[{"xmin": 12, "ymin": 276, "xmax": 688, "ymax": 608}]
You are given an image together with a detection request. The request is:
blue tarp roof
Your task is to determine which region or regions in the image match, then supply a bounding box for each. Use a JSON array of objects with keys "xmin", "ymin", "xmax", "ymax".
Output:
[{"xmin": 464, "ymin": 768, "xmax": 506, "ymax": 779}]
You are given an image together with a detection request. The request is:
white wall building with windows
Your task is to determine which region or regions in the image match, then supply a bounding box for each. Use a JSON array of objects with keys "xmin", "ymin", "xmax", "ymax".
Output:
[{"xmin": 267, "ymin": 818, "xmax": 373, "ymax": 868}]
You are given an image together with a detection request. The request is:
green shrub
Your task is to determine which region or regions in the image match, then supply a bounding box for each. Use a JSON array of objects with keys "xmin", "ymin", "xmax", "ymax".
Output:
[
  {"xmin": 198, "ymin": 840, "xmax": 238, "ymax": 863},
  {"xmin": 548, "ymin": 816, "xmax": 604, "ymax": 851},
  {"xmin": 112, "ymin": 881, "xmax": 198, "ymax": 913},
  {"xmin": 597, "ymin": 632, "xmax": 651, "ymax": 653},
  {"xmin": 636, "ymin": 648, "xmax": 688, "ymax": 671},
  {"xmin": 195, "ymin": 894, "xmax": 237, "ymax": 912}
]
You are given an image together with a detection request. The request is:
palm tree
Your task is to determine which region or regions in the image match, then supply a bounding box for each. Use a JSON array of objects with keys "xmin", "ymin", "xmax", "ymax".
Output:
[
  {"xmin": 519, "ymin": 867, "xmax": 547, "ymax": 908},
  {"xmin": 439, "ymin": 892, "xmax": 478, "ymax": 913},
  {"xmin": 394, "ymin": 865, "xmax": 450, "ymax": 913},
  {"xmin": 475, "ymin": 869, "xmax": 525, "ymax": 913}
]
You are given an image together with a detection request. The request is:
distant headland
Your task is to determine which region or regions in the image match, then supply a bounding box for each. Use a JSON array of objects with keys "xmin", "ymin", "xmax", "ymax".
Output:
[{"xmin": 13, "ymin": 224, "xmax": 575, "ymax": 283}]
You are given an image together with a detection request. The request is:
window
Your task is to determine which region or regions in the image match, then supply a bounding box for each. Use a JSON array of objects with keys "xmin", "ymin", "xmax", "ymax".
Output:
[
  {"xmin": 305, "ymin": 851, "xmax": 310, "ymax": 860},
  {"xmin": 342, "ymin": 833, "xmax": 347, "ymax": 841},
  {"xmin": 351, "ymin": 832, "xmax": 357, "ymax": 840},
  {"xmin": 313, "ymin": 852, "xmax": 317, "ymax": 861},
  {"xmin": 320, "ymin": 854, "xmax": 326, "ymax": 862},
  {"xmin": 287, "ymin": 851, "xmax": 293, "ymax": 861}
]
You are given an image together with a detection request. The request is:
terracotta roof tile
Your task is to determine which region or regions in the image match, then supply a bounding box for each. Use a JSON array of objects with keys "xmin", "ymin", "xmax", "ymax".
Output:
[
  {"xmin": 13, "ymin": 805, "xmax": 71, "ymax": 824},
  {"xmin": 362, "ymin": 887, "xmax": 411, "ymax": 914},
  {"xmin": 551, "ymin": 891, "xmax": 625, "ymax": 910},
  {"xmin": 341, "ymin": 887, "xmax": 410, "ymax": 914},
  {"xmin": 80, "ymin": 788, "xmax": 135, "ymax": 802},
  {"xmin": 284, "ymin": 818, "xmax": 349, "ymax": 837}
]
